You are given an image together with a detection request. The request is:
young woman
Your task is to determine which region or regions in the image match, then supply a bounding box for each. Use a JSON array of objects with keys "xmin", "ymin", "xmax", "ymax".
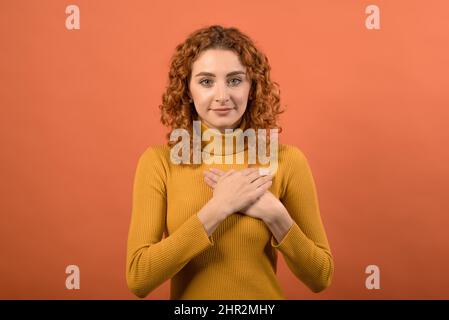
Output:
[{"xmin": 126, "ymin": 25, "xmax": 334, "ymax": 299}]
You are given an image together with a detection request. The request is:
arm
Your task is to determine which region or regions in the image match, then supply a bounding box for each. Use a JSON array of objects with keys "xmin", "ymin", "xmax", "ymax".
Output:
[
  {"xmin": 270, "ymin": 146, "xmax": 334, "ymax": 293},
  {"xmin": 263, "ymin": 205, "xmax": 294, "ymax": 244},
  {"xmin": 126, "ymin": 146, "xmax": 218, "ymax": 298}
]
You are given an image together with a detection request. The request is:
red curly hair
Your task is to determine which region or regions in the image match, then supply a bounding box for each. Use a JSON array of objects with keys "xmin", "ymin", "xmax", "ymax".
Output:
[{"xmin": 159, "ymin": 24, "xmax": 285, "ymax": 154}]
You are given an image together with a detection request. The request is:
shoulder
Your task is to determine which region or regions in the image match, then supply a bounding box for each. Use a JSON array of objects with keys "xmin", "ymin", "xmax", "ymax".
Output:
[
  {"xmin": 275, "ymin": 144, "xmax": 314, "ymax": 198},
  {"xmin": 139, "ymin": 144, "xmax": 171, "ymax": 161},
  {"xmin": 278, "ymin": 143, "xmax": 308, "ymax": 166},
  {"xmin": 136, "ymin": 144, "xmax": 171, "ymax": 173},
  {"xmin": 276, "ymin": 143, "xmax": 316, "ymax": 181}
]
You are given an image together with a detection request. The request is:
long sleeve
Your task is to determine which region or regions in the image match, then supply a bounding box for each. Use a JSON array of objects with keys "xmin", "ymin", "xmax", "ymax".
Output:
[
  {"xmin": 126, "ymin": 146, "xmax": 215, "ymax": 299},
  {"xmin": 271, "ymin": 146, "xmax": 334, "ymax": 293}
]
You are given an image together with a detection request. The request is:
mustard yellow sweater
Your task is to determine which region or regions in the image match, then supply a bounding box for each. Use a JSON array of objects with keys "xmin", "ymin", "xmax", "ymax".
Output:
[{"xmin": 126, "ymin": 123, "xmax": 334, "ymax": 299}]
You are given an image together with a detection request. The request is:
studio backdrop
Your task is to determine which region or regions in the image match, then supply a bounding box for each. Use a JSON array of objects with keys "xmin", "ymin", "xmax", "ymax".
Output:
[{"xmin": 1, "ymin": 0, "xmax": 448, "ymax": 299}]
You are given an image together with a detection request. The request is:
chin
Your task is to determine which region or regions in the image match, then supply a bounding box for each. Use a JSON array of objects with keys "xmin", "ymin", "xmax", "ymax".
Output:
[{"xmin": 209, "ymin": 118, "xmax": 240, "ymax": 130}]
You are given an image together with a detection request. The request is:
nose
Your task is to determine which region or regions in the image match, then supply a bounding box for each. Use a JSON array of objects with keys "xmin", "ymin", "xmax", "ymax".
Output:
[{"xmin": 215, "ymin": 82, "xmax": 230, "ymax": 104}]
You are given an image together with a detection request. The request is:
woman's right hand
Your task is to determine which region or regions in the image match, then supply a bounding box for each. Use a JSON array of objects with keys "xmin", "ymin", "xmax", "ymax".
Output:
[{"xmin": 210, "ymin": 168, "xmax": 273, "ymax": 217}]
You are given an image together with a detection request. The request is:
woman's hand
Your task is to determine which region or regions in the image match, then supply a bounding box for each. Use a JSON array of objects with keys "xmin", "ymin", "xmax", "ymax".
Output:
[
  {"xmin": 204, "ymin": 168, "xmax": 286, "ymax": 222},
  {"xmin": 207, "ymin": 168, "xmax": 273, "ymax": 218}
]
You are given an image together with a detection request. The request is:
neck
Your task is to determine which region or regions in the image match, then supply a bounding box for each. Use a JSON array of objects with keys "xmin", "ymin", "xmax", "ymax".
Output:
[
  {"xmin": 195, "ymin": 117, "xmax": 249, "ymax": 156},
  {"xmin": 202, "ymin": 118, "xmax": 244, "ymax": 135}
]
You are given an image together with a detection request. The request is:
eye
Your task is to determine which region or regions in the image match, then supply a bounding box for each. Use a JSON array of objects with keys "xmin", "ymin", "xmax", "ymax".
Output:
[
  {"xmin": 229, "ymin": 78, "xmax": 242, "ymax": 86},
  {"xmin": 199, "ymin": 78, "xmax": 242, "ymax": 87},
  {"xmin": 199, "ymin": 79, "xmax": 213, "ymax": 86}
]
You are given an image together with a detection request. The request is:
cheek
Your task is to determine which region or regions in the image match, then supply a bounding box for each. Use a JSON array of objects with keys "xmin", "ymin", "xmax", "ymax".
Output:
[
  {"xmin": 233, "ymin": 88, "xmax": 251, "ymax": 104},
  {"xmin": 238, "ymin": 82, "xmax": 251, "ymax": 97},
  {"xmin": 193, "ymin": 89, "xmax": 214, "ymax": 103},
  {"xmin": 192, "ymin": 90, "xmax": 214, "ymax": 113}
]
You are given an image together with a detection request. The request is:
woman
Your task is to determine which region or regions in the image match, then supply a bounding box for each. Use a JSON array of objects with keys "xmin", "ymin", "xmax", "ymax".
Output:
[{"xmin": 126, "ymin": 25, "xmax": 334, "ymax": 299}]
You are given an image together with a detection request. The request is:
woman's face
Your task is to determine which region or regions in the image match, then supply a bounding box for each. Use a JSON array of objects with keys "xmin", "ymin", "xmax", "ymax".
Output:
[{"xmin": 189, "ymin": 49, "xmax": 252, "ymax": 133}]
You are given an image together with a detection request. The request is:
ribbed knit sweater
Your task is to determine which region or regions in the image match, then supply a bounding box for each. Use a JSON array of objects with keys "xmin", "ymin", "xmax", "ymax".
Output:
[{"xmin": 126, "ymin": 120, "xmax": 334, "ymax": 299}]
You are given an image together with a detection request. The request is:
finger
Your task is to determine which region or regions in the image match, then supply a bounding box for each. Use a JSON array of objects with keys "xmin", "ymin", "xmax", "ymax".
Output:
[
  {"xmin": 207, "ymin": 168, "xmax": 223, "ymax": 180},
  {"xmin": 219, "ymin": 169, "xmax": 235, "ymax": 181},
  {"xmin": 225, "ymin": 169, "xmax": 236, "ymax": 176},
  {"xmin": 204, "ymin": 175, "xmax": 213, "ymax": 187},
  {"xmin": 246, "ymin": 169, "xmax": 263, "ymax": 183},
  {"xmin": 258, "ymin": 168, "xmax": 271, "ymax": 176},
  {"xmin": 204, "ymin": 176, "xmax": 217, "ymax": 188},
  {"xmin": 253, "ymin": 180, "xmax": 272, "ymax": 198},
  {"xmin": 241, "ymin": 167, "xmax": 259, "ymax": 176},
  {"xmin": 204, "ymin": 170, "xmax": 219, "ymax": 184},
  {"xmin": 209, "ymin": 168, "xmax": 225, "ymax": 176},
  {"xmin": 254, "ymin": 174, "xmax": 273, "ymax": 188}
]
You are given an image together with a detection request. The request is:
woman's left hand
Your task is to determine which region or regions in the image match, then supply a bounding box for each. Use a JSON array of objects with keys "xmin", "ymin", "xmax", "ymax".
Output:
[{"xmin": 203, "ymin": 168, "xmax": 287, "ymax": 223}]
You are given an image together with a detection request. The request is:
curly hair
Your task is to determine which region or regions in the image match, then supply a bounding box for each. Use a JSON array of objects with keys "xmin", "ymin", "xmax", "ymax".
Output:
[{"xmin": 159, "ymin": 24, "xmax": 285, "ymax": 159}]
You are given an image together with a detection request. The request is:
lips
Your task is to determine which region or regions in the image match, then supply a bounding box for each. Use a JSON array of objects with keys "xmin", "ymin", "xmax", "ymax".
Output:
[{"xmin": 211, "ymin": 108, "xmax": 233, "ymax": 111}]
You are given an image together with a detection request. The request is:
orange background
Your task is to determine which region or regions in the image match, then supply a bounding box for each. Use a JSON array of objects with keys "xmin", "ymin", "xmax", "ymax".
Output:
[{"xmin": 1, "ymin": 0, "xmax": 448, "ymax": 299}]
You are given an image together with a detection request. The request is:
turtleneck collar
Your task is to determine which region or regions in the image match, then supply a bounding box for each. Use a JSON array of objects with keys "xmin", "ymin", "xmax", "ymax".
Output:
[{"xmin": 198, "ymin": 117, "xmax": 249, "ymax": 156}]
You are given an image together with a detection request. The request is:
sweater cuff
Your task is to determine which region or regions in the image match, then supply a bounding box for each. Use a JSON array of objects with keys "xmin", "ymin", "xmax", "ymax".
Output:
[
  {"xmin": 168, "ymin": 213, "xmax": 215, "ymax": 264},
  {"xmin": 271, "ymin": 222, "xmax": 308, "ymax": 249},
  {"xmin": 181, "ymin": 213, "xmax": 215, "ymax": 246}
]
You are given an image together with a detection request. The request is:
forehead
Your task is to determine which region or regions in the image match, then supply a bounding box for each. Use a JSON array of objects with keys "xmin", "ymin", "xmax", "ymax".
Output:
[{"xmin": 191, "ymin": 49, "xmax": 246, "ymax": 73}]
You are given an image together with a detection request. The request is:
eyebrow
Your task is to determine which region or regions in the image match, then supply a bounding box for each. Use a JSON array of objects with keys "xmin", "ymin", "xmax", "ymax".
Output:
[{"xmin": 194, "ymin": 71, "xmax": 246, "ymax": 77}]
